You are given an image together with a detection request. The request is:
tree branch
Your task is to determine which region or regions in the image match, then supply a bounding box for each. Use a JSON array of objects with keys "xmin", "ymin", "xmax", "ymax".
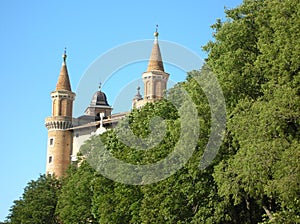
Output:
[{"xmin": 262, "ymin": 205, "xmax": 274, "ymax": 221}]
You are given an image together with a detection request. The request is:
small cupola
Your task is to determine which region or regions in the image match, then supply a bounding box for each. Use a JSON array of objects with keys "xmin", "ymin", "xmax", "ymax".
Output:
[
  {"xmin": 84, "ymin": 83, "xmax": 112, "ymax": 117},
  {"xmin": 90, "ymin": 90, "xmax": 109, "ymax": 106}
]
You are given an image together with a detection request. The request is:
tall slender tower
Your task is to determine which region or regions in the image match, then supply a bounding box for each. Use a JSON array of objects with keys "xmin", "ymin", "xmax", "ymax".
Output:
[
  {"xmin": 133, "ymin": 27, "xmax": 170, "ymax": 108},
  {"xmin": 45, "ymin": 50, "xmax": 75, "ymax": 177},
  {"xmin": 143, "ymin": 28, "xmax": 169, "ymax": 102}
]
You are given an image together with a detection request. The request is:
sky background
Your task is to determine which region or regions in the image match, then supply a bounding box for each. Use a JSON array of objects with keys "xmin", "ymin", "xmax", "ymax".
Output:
[{"xmin": 0, "ymin": 0, "xmax": 242, "ymax": 221}]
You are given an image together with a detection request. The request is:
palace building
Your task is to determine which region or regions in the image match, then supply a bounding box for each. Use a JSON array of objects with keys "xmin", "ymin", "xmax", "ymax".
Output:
[{"xmin": 45, "ymin": 30, "xmax": 169, "ymax": 177}]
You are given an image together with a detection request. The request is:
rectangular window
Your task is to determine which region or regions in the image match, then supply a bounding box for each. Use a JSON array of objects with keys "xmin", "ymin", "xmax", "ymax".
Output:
[
  {"xmin": 49, "ymin": 138, "xmax": 54, "ymax": 146},
  {"xmin": 48, "ymin": 156, "xmax": 53, "ymax": 163}
]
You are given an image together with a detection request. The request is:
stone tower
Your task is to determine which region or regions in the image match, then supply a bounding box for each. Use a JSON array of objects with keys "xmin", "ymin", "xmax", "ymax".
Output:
[
  {"xmin": 133, "ymin": 28, "xmax": 169, "ymax": 108},
  {"xmin": 45, "ymin": 50, "xmax": 75, "ymax": 177},
  {"xmin": 143, "ymin": 29, "xmax": 169, "ymax": 101}
]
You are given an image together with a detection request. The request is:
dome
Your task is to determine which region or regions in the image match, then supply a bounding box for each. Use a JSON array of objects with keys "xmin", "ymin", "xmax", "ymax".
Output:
[{"xmin": 90, "ymin": 90, "xmax": 109, "ymax": 106}]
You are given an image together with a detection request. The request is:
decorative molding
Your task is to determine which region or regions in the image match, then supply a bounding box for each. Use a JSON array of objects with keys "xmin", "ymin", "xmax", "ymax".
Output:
[{"xmin": 45, "ymin": 120, "xmax": 73, "ymax": 130}]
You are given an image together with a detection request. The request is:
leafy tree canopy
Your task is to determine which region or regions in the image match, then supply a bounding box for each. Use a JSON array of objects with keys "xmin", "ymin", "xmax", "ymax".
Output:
[{"xmin": 6, "ymin": 174, "xmax": 60, "ymax": 224}]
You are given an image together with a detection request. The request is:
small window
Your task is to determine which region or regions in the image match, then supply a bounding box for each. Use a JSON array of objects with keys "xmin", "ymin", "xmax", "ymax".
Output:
[
  {"xmin": 48, "ymin": 156, "xmax": 53, "ymax": 163},
  {"xmin": 49, "ymin": 138, "xmax": 54, "ymax": 146}
]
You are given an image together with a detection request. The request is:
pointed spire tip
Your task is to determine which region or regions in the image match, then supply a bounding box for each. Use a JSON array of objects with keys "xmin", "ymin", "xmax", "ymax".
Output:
[
  {"xmin": 147, "ymin": 25, "xmax": 164, "ymax": 72},
  {"xmin": 62, "ymin": 47, "xmax": 67, "ymax": 64},
  {"xmin": 154, "ymin": 24, "xmax": 159, "ymax": 38},
  {"xmin": 56, "ymin": 48, "xmax": 71, "ymax": 91}
]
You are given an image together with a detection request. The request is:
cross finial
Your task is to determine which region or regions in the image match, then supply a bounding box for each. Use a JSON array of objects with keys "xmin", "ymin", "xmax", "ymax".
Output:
[{"xmin": 99, "ymin": 112, "xmax": 105, "ymax": 128}]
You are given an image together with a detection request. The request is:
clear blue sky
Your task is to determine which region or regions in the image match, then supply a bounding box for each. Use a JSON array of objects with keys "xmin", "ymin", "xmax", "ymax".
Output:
[{"xmin": 0, "ymin": 0, "xmax": 242, "ymax": 221}]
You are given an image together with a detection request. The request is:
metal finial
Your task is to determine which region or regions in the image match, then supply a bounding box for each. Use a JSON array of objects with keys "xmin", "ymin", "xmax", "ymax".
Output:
[
  {"xmin": 154, "ymin": 25, "xmax": 159, "ymax": 38},
  {"xmin": 62, "ymin": 47, "xmax": 67, "ymax": 63},
  {"xmin": 98, "ymin": 81, "xmax": 102, "ymax": 91}
]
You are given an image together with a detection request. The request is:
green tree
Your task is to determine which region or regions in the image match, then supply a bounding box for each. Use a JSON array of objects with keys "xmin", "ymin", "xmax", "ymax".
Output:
[
  {"xmin": 6, "ymin": 174, "xmax": 60, "ymax": 224},
  {"xmin": 203, "ymin": 0, "xmax": 266, "ymax": 109},
  {"xmin": 80, "ymin": 66, "xmax": 229, "ymax": 223},
  {"xmin": 91, "ymin": 177, "xmax": 142, "ymax": 224},
  {"xmin": 214, "ymin": 85, "xmax": 300, "ymax": 223},
  {"xmin": 55, "ymin": 161, "xmax": 96, "ymax": 223},
  {"xmin": 204, "ymin": 0, "xmax": 300, "ymax": 222}
]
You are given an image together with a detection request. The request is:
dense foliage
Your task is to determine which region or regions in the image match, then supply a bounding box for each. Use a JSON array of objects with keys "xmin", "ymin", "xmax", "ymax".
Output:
[
  {"xmin": 5, "ymin": 0, "xmax": 299, "ymax": 223},
  {"xmin": 6, "ymin": 175, "xmax": 60, "ymax": 224}
]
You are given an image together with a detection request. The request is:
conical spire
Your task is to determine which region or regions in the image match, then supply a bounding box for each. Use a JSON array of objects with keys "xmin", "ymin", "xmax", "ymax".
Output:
[
  {"xmin": 56, "ymin": 49, "xmax": 72, "ymax": 91},
  {"xmin": 147, "ymin": 26, "xmax": 164, "ymax": 72}
]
